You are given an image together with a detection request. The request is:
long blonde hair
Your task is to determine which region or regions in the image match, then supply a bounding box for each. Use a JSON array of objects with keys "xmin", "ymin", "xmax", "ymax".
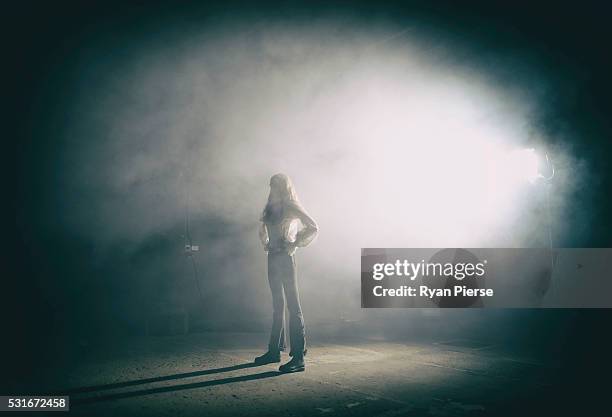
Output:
[{"xmin": 262, "ymin": 173, "xmax": 299, "ymax": 224}]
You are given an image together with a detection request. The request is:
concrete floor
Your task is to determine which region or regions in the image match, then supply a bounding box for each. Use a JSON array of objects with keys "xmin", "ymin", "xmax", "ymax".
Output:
[{"xmin": 33, "ymin": 332, "xmax": 564, "ymax": 416}]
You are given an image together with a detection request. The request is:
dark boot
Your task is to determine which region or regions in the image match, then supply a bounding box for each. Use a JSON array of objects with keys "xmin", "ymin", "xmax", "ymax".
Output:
[
  {"xmin": 254, "ymin": 350, "xmax": 281, "ymax": 365},
  {"xmin": 279, "ymin": 355, "xmax": 305, "ymax": 373}
]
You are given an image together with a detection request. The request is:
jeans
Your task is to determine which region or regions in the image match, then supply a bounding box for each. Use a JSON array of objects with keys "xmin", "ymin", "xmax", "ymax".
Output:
[{"xmin": 267, "ymin": 251, "xmax": 306, "ymax": 357}]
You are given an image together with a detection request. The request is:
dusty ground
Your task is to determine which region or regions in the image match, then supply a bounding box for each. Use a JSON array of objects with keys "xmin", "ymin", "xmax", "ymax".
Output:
[{"xmin": 20, "ymin": 331, "xmax": 569, "ymax": 417}]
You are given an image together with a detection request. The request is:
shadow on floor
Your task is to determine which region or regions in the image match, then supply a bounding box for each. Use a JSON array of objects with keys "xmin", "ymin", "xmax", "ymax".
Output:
[
  {"xmin": 60, "ymin": 362, "xmax": 262, "ymax": 395},
  {"xmin": 72, "ymin": 369, "xmax": 283, "ymax": 405}
]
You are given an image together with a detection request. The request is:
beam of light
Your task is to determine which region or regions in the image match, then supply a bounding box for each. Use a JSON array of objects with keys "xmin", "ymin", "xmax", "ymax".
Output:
[
  {"xmin": 61, "ymin": 22, "xmax": 575, "ymax": 269},
  {"xmin": 507, "ymin": 148, "xmax": 540, "ymax": 183}
]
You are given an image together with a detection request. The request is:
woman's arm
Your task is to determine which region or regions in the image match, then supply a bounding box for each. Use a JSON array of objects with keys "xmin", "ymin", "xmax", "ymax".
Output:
[
  {"xmin": 258, "ymin": 221, "xmax": 270, "ymax": 252},
  {"xmin": 287, "ymin": 201, "xmax": 319, "ymax": 248}
]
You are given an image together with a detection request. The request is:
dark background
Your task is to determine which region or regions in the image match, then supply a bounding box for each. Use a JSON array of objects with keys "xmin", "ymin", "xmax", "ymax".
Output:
[{"xmin": 7, "ymin": 0, "xmax": 612, "ymax": 405}]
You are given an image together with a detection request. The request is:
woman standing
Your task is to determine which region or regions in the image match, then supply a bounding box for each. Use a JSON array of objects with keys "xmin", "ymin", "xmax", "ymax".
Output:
[{"xmin": 254, "ymin": 174, "xmax": 319, "ymax": 373}]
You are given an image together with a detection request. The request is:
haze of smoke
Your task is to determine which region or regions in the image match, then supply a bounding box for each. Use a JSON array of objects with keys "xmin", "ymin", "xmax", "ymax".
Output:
[{"xmin": 51, "ymin": 18, "xmax": 587, "ymax": 326}]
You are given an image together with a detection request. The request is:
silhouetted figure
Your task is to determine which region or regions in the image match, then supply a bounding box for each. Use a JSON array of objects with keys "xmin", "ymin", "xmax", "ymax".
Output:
[{"xmin": 254, "ymin": 174, "xmax": 319, "ymax": 373}]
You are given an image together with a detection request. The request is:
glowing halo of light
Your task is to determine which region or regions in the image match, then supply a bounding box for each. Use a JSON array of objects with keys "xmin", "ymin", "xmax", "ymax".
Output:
[{"xmin": 508, "ymin": 148, "xmax": 540, "ymax": 183}]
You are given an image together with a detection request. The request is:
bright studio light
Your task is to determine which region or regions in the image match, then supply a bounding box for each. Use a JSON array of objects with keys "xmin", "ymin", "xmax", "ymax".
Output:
[
  {"xmin": 509, "ymin": 148, "xmax": 540, "ymax": 183},
  {"xmin": 298, "ymin": 69, "xmax": 559, "ymax": 248}
]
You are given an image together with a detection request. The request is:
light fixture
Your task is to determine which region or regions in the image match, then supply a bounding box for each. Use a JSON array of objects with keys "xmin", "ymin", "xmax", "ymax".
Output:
[{"xmin": 508, "ymin": 148, "xmax": 555, "ymax": 184}]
